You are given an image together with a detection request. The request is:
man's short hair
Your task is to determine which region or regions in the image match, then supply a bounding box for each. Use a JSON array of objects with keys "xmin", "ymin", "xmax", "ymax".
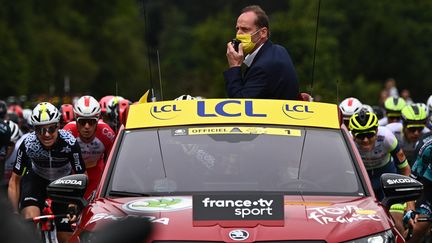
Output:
[{"xmin": 241, "ymin": 5, "xmax": 270, "ymax": 37}]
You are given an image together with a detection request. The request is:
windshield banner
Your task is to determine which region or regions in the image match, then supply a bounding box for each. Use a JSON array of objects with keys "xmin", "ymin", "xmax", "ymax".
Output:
[
  {"xmin": 172, "ymin": 126, "xmax": 301, "ymax": 136},
  {"xmin": 193, "ymin": 194, "xmax": 284, "ymax": 226}
]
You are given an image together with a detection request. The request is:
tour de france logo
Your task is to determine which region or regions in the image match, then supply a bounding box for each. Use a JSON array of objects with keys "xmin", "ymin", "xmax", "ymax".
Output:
[{"xmin": 123, "ymin": 197, "xmax": 192, "ymax": 213}]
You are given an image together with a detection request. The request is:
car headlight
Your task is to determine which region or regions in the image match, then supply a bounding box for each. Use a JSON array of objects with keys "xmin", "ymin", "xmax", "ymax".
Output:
[{"xmin": 344, "ymin": 230, "xmax": 395, "ymax": 243}]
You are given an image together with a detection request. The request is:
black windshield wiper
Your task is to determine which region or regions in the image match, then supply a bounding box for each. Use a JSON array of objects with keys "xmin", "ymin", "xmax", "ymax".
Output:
[{"xmin": 109, "ymin": 190, "xmax": 152, "ymax": 197}]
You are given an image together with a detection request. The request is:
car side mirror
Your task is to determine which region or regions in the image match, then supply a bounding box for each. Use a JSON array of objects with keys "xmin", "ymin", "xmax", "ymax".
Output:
[
  {"xmin": 380, "ymin": 173, "xmax": 423, "ymax": 208},
  {"xmin": 47, "ymin": 174, "xmax": 88, "ymax": 209}
]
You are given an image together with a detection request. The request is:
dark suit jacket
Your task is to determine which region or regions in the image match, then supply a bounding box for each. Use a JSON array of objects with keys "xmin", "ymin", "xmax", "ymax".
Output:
[{"xmin": 224, "ymin": 40, "xmax": 299, "ymax": 99}]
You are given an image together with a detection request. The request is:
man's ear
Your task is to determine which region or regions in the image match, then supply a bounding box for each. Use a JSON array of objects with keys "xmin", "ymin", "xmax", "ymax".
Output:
[{"xmin": 261, "ymin": 27, "xmax": 269, "ymax": 38}]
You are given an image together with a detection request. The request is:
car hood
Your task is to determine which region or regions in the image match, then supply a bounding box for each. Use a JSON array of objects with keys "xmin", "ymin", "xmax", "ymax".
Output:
[{"xmin": 79, "ymin": 195, "xmax": 394, "ymax": 242}]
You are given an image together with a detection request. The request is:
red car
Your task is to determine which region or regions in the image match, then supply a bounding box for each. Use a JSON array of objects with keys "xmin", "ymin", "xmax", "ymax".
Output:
[{"xmin": 48, "ymin": 99, "xmax": 422, "ymax": 242}]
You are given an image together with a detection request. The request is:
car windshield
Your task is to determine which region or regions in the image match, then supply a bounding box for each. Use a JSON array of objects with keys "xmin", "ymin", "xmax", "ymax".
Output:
[{"xmin": 108, "ymin": 125, "xmax": 364, "ymax": 196}]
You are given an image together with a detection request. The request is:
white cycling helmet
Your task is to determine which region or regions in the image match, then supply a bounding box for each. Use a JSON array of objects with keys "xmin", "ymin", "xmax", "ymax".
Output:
[
  {"xmin": 7, "ymin": 120, "xmax": 22, "ymax": 143},
  {"xmin": 339, "ymin": 97, "xmax": 363, "ymax": 120},
  {"xmin": 174, "ymin": 94, "xmax": 196, "ymax": 100},
  {"xmin": 426, "ymin": 95, "xmax": 432, "ymax": 115},
  {"xmin": 31, "ymin": 102, "xmax": 61, "ymax": 126},
  {"xmin": 358, "ymin": 104, "xmax": 374, "ymax": 114},
  {"xmin": 74, "ymin": 95, "xmax": 101, "ymax": 118},
  {"xmin": 22, "ymin": 108, "xmax": 33, "ymax": 125},
  {"xmin": 106, "ymin": 96, "xmax": 124, "ymax": 115}
]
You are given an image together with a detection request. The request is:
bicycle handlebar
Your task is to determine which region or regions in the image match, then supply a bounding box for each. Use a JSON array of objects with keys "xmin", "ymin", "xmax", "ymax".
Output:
[{"xmin": 27, "ymin": 214, "xmax": 68, "ymax": 223}]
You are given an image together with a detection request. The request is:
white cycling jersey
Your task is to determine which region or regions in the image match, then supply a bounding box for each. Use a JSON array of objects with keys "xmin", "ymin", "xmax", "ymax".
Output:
[
  {"xmin": 355, "ymin": 126, "xmax": 398, "ymax": 170},
  {"xmin": 378, "ymin": 117, "xmax": 404, "ymax": 127},
  {"xmin": 378, "ymin": 117, "xmax": 388, "ymax": 126}
]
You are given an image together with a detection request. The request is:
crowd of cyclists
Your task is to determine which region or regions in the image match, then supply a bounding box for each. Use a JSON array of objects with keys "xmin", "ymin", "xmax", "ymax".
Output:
[
  {"xmin": 340, "ymin": 92, "xmax": 432, "ymax": 242},
  {"xmin": 0, "ymin": 95, "xmax": 130, "ymax": 243},
  {"xmin": 0, "ymin": 89, "xmax": 432, "ymax": 242}
]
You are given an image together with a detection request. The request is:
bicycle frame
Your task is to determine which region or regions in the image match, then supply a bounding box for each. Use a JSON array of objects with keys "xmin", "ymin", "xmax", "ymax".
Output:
[{"xmin": 28, "ymin": 199, "xmax": 67, "ymax": 243}]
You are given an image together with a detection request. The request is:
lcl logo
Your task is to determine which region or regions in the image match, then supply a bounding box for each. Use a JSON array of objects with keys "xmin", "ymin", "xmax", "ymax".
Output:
[
  {"xmin": 229, "ymin": 229, "xmax": 249, "ymax": 241},
  {"xmin": 282, "ymin": 104, "xmax": 315, "ymax": 120},
  {"xmin": 150, "ymin": 104, "xmax": 181, "ymax": 120}
]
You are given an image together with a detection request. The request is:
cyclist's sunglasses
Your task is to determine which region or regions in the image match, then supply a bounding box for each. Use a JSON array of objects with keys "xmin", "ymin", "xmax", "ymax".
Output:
[
  {"xmin": 355, "ymin": 131, "xmax": 376, "ymax": 140},
  {"xmin": 35, "ymin": 124, "xmax": 58, "ymax": 135},
  {"xmin": 77, "ymin": 117, "xmax": 98, "ymax": 126},
  {"xmin": 407, "ymin": 126, "xmax": 424, "ymax": 133}
]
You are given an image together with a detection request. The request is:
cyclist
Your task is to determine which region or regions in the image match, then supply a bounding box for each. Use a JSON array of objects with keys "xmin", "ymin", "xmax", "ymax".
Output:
[
  {"xmin": 386, "ymin": 103, "xmax": 429, "ymax": 165},
  {"xmin": 350, "ymin": 110, "xmax": 412, "ymax": 198},
  {"xmin": 0, "ymin": 100, "xmax": 11, "ymax": 192},
  {"xmin": 8, "ymin": 102, "xmax": 86, "ymax": 243},
  {"xmin": 339, "ymin": 97, "xmax": 362, "ymax": 127},
  {"xmin": 6, "ymin": 120, "xmax": 23, "ymax": 144},
  {"xmin": 0, "ymin": 119, "xmax": 11, "ymax": 195},
  {"xmin": 8, "ymin": 104, "xmax": 23, "ymax": 120},
  {"xmin": 99, "ymin": 95, "xmax": 115, "ymax": 125},
  {"xmin": 21, "ymin": 108, "xmax": 33, "ymax": 133},
  {"xmin": 2, "ymin": 120, "xmax": 23, "ymax": 190},
  {"xmin": 360, "ymin": 104, "xmax": 374, "ymax": 113},
  {"xmin": 426, "ymin": 95, "xmax": 432, "ymax": 131},
  {"xmin": 59, "ymin": 104, "xmax": 74, "ymax": 128},
  {"xmin": 105, "ymin": 96, "xmax": 129, "ymax": 132},
  {"xmin": 378, "ymin": 96, "xmax": 406, "ymax": 126},
  {"xmin": 175, "ymin": 94, "xmax": 199, "ymax": 100},
  {"xmin": 349, "ymin": 110, "xmax": 415, "ymax": 236},
  {"xmin": 408, "ymin": 132, "xmax": 432, "ymax": 243},
  {"xmin": 427, "ymin": 94, "xmax": 432, "ymax": 115},
  {"xmin": 63, "ymin": 96, "xmax": 115, "ymax": 199}
]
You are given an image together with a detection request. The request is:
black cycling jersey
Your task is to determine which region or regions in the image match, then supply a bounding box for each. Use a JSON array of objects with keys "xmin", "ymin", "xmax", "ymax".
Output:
[{"xmin": 13, "ymin": 129, "xmax": 86, "ymax": 180}]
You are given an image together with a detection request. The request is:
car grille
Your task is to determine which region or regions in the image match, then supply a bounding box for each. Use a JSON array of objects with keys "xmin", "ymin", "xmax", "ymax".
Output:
[
  {"xmin": 154, "ymin": 241, "xmax": 325, "ymax": 243},
  {"xmin": 153, "ymin": 241, "xmax": 225, "ymax": 243},
  {"xmin": 256, "ymin": 241, "xmax": 326, "ymax": 243}
]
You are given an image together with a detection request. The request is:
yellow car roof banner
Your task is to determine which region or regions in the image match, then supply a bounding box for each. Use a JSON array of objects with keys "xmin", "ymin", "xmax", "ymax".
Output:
[{"xmin": 126, "ymin": 99, "xmax": 340, "ymax": 129}]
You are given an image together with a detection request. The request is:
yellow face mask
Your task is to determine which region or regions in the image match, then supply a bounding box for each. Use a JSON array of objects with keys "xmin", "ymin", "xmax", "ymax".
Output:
[{"xmin": 235, "ymin": 29, "xmax": 261, "ymax": 54}]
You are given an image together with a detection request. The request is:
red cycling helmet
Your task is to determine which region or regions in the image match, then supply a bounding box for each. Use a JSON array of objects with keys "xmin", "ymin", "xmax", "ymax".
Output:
[
  {"xmin": 118, "ymin": 99, "xmax": 131, "ymax": 126},
  {"xmin": 8, "ymin": 104, "xmax": 23, "ymax": 118},
  {"xmin": 61, "ymin": 104, "xmax": 74, "ymax": 124},
  {"xmin": 99, "ymin": 95, "xmax": 115, "ymax": 115}
]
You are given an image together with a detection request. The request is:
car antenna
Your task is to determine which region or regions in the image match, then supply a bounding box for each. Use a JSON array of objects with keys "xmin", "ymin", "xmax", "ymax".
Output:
[
  {"xmin": 156, "ymin": 50, "xmax": 164, "ymax": 100},
  {"xmin": 310, "ymin": 0, "xmax": 321, "ymax": 97},
  {"xmin": 142, "ymin": 0, "xmax": 157, "ymax": 102},
  {"xmin": 336, "ymin": 79, "xmax": 339, "ymax": 104}
]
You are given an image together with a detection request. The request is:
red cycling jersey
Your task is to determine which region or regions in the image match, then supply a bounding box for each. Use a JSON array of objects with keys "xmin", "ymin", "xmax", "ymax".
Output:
[{"xmin": 63, "ymin": 120, "xmax": 115, "ymax": 199}]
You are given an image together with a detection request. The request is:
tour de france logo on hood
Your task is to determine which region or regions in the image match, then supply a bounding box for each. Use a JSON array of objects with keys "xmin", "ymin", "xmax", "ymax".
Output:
[{"xmin": 123, "ymin": 197, "xmax": 192, "ymax": 213}]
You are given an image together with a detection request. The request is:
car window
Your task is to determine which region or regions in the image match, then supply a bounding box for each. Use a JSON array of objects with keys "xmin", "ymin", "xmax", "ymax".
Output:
[
  {"xmin": 299, "ymin": 129, "xmax": 361, "ymax": 193},
  {"xmin": 108, "ymin": 125, "xmax": 363, "ymax": 196}
]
